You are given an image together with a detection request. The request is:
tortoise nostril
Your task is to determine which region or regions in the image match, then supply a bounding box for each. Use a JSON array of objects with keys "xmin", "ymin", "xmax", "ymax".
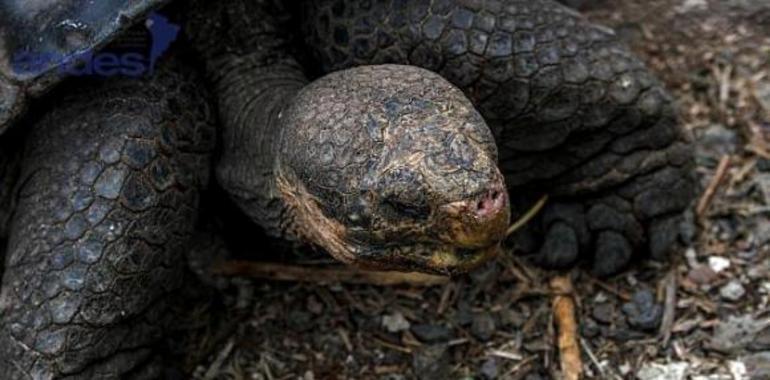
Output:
[{"xmin": 474, "ymin": 188, "xmax": 507, "ymax": 218}]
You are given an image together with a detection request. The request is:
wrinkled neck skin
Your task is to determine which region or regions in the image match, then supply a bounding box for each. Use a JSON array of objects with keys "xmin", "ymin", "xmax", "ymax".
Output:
[{"xmin": 187, "ymin": 0, "xmax": 308, "ymax": 239}]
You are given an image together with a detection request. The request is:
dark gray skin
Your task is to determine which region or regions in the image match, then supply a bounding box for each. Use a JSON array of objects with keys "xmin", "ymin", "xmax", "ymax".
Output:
[
  {"xmin": 0, "ymin": 61, "xmax": 215, "ymax": 379},
  {"xmin": 0, "ymin": 0, "xmax": 694, "ymax": 377}
]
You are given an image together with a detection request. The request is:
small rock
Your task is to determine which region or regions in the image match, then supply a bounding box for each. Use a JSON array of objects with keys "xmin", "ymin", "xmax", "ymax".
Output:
[
  {"xmin": 593, "ymin": 292, "xmax": 608, "ymax": 303},
  {"xmin": 695, "ymin": 124, "xmax": 739, "ymax": 167},
  {"xmin": 453, "ymin": 302, "xmax": 474, "ymax": 326},
  {"xmin": 382, "ymin": 312, "xmax": 410, "ymax": 333},
  {"xmin": 471, "ymin": 312, "xmax": 497, "ymax": 342},
  {"xmin": 622, "ymin": 289, "xmax": 663, "ymax": 331},
  {"xmin": 758, "ymin": 157, "xmax": 770, "ymax": 173},
  {"xmin": 619, "ymin": 362, "xmax": 632, "ymax": 376},
  {"xmin": 410, "ymin": 324, "xmax": 452, "ymax": 343},
  {"xmin": 688, "ymin": 265, "xmax": 719, "ymax": 285},
  {"xmin": 742, "ymin": 352, "xmax": 770, "ymax": 379},
  {"xmin": 709, "ymin": 315, "xmax": 770, "ymax": 354},
  {"xmin": 708, "ymin": 256, "xmax": 731, "ymax": 273},
  {"xmin": 412, "ymin": 344, "xmax": 450, "ymax": 380},
  {"xmin": 592, "ymin": 303, "xmax": 616, "ymax": 324},
  {"xmin": 728, "ymin": 360, "xmax": 748, "ymax": 380},
  {"xmin": 675, "ymin": 0, "xmax": 707, "ymax": 13},
  {"xmin": 479, "ymin": 358, "xmax": 499, "ymax": 379},
  {"xmin": 582, "ymin": 318, "xmax": 601, "ymax": 338},
  {"xmin": 719, "ymin": 280, "xmax": 746, "ymax": 302},
  {"xmin": 748, "ymin": 259, "xmax": 770, "ymax": 279},
  {"xmin": 749, "ymin": 328, "xmax": 770, "ymax": 351},
  {"xmin": 499, "ymin": 308, "xmax": 526, "ymax": 328},
  {"xmin": 636, "ymin": 362, "xmax": 689, "ymax": 380}
]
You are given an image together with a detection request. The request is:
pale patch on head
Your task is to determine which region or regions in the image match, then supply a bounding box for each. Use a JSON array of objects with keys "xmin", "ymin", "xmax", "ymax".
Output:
[{"xmin": 275, "ymin": 168, "xmax": 357, "ymax": 264}]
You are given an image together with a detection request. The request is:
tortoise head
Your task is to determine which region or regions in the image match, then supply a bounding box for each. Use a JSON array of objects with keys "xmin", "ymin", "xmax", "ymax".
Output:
[{"xmin": 275, "ymin": 65, "xmax": 509, "ymax": 275}]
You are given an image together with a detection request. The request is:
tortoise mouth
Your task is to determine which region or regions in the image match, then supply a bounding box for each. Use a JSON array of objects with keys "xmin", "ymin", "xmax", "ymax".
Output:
[{"xmin": 351, "ymin": 242, "xmax": 501, "ymax": 276}]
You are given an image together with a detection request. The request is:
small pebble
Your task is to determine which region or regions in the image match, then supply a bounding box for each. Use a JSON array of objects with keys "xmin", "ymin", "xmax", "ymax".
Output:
[
  {"xmin": 708, "ymin": 256, "xmax": 731, "ymax": 273},
  {"xmin": 453, "ymin": 302, "xmax": 474, "ymax": 326},
  {"xmin": 743, "ymin": 352, "xmax": 770, "ymax": 379},
  {"xmin": 636, "ymin": 362, "xmax": 689, "ymax": 380},
  {"xmin": 591, "ymin": 303, "xmax": 616, "ymax": 324},
  {"xmin": 412, "ymin": 344, "xmax": 450, "ymax": 380},
  {"xmin": 480, "ymin": 358, "xmax": 498, "ymax": 379},
  {"xmin": 471, "ymin": 312, "xmax": 497, "ymax": 342},
  {"xmin": 719, "ymin": 280, "xmax": 746, "ymax": 302},
  {"xmin": 688, "ymin": 265, "xmax": 719, "ymax": 285},
  {"xmin": 749, "ymin": 328, "xmax": 770, "ymax": 351},
  {"xmin": 622, "ymin": 289, "xmax": 663, "ymax": 331},
  {"xmin": 709, "ymin": 315, "xmax": 767, "ymax": 354},
  {"xmin": 410, "ymin": 324, "xmax": 452, "ymax": 343},
  {"xmin": 382, "ymin": 312, "xmax": 410, "ymax": 333}
]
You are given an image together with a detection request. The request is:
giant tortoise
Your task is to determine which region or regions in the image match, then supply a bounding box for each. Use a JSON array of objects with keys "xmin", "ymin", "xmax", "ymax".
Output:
[{"xmin": 0, "ymin": 0, "xmax": 694, "ymax": 377}]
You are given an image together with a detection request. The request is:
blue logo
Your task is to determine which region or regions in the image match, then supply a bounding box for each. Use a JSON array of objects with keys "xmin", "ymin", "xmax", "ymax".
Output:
[{"xmin": 11, "ymin": 12, "xmax": 180, "ymax": 78}]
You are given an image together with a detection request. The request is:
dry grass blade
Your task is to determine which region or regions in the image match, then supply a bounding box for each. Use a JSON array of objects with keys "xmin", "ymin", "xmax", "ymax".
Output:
[
  {"xmin": 550, "ymin": 274, "xmax": 582, "ymax": 380},
  {"xmin": 506, "ymin": 195, "xmax": 549, "ymax": 237},
  {"xmin": 212, "ymin": 261, "xmax": 449, "ymax": 286}
]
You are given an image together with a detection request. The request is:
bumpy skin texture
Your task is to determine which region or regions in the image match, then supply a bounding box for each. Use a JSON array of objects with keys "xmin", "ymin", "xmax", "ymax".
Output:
[
  {"xmin": 301, "ymin": 0, "xmax": 695, "ymax": 275},
  {"xmin": 0, "ymin": 63, "xmax": 214, "ymax": 378},
  {"xmin": 188, "ymin": 0, "xmax": 510, "ymax": 275}
]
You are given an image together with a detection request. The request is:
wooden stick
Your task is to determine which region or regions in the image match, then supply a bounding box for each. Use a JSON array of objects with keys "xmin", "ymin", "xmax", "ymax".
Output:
[
  {"xmin": 659, "ymin": 269, "xmax": 678, "ymax": 347},
  {"xmin": 550, "ymin": 274, "xmax": 582, "ymax": 380},
  {"xmin": 696, "ymin": 155, "xmax": 732, "ymax": 218},
  {"xmin": 211, "ymin": 260, "xmax": 450, "ymax": 287}
]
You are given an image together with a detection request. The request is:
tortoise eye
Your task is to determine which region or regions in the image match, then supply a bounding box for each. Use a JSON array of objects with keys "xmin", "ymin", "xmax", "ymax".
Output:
[{"xmin": 381, "ymin": 197, "xmax": 430, "ymax": 220}]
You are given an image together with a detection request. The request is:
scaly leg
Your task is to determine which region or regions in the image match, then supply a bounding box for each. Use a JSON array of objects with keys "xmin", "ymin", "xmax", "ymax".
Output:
[{"xmin": 0, "ymin": 62, "xmax": 214, "ymax": 379}]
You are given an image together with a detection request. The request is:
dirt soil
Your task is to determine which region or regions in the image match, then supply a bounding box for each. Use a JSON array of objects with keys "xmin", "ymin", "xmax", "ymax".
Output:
[{"xmin": 184, "ymin": 1, "xmax": 770, "ymax": 379}]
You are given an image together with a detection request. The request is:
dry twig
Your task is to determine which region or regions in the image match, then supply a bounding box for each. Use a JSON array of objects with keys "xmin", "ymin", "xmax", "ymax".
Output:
[
  {"xmin": 212, "ymin": 261, "xmax": 449, "ymax": 286},
  {"xmin": 696, "ymin": 154, "xmax": 732, "ymax": 218},
  {"xmin": 659, "ymin": 269, "xmax": 678, "ymax": 346},
  {"xmin": 550, "ymin": 274, "xmax": 582, "ymax": 380}
]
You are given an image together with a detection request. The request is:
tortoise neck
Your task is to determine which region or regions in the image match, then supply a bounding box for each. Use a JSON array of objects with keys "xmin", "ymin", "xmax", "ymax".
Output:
[{"xmin": 187, "ymin": 0, "xmax": 308, "ymax": 238}]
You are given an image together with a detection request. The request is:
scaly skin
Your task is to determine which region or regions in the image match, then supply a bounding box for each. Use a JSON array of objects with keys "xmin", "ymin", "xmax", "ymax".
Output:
[
  {"xmin": 188, "ymin": 0, "xmax": 511, "ymax": 275},
  {"xmin": 0, "ymin": 60, "xmax": 214, "ymax": 379},
  {"xmin": 301, "ymin": 0, "xmax": 696, "ymax": 275}
]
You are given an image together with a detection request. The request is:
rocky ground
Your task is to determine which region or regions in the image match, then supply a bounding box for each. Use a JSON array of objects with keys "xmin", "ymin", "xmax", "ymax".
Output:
[{"xmin": 185, "ymin": 1, "xmax": 770, "ymax": 379}]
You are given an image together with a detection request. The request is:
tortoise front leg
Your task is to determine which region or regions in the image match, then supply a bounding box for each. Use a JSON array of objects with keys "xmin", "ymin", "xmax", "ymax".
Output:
[{"xmin": 0, "ymin": 65, "xmax": 214, "ymax": 379}]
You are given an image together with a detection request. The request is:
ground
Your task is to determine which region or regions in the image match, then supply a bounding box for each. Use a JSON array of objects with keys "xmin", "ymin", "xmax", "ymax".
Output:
[{"xmin": 184, "ymin": 1, "xmax": 770, "ymax": 379}]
